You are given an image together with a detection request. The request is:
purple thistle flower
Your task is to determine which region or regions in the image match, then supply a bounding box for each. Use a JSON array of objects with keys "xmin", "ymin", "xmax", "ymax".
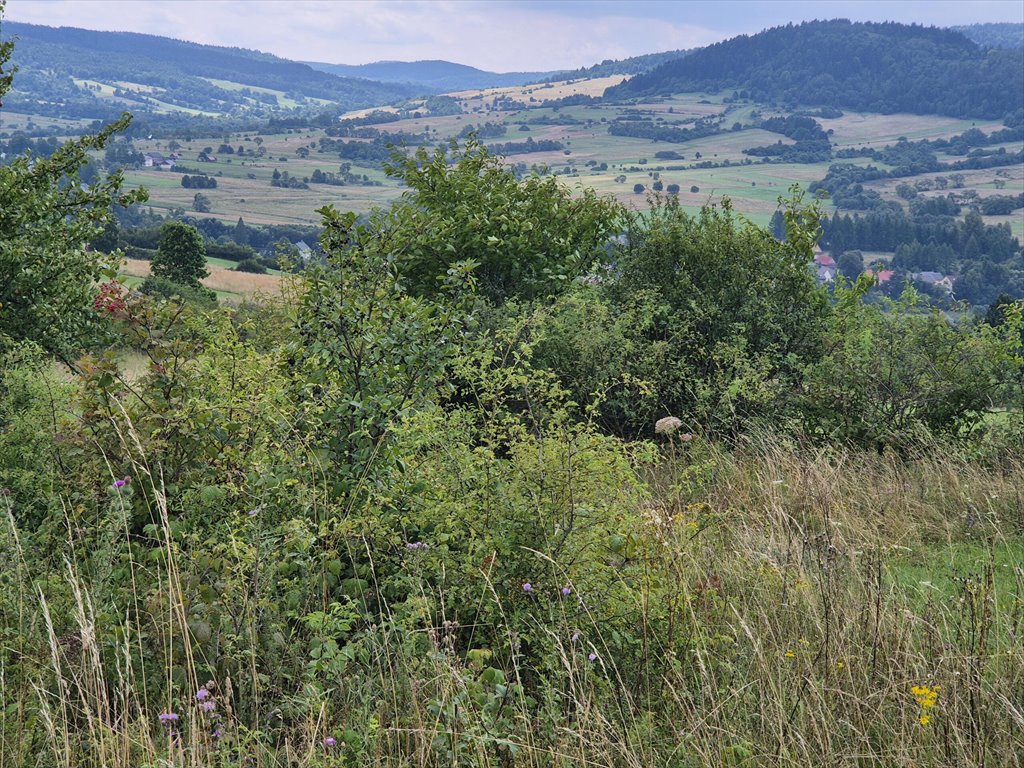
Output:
[
  {"xmin": 202, "ymin": 700, "xmax": 216, "ymax": 712},
  {"xmin": 522, "ymin": 582, "xmax": 533, "ymax": 593},
  {"xmin": 561, "ymin": 586, "xmax": 572, "ymax": 596},
  {"xmin": 158, "ymin": 712, "xmax": 179, "ymax": 723},
  {"xmin": 113, "ymin": 478, "xmax": 127, "ymax": 489},
  {"xmin": 405, "ymin": 541, "xmax": 428, "ymax": 551},
  {"xmin": 324, "ymin": 736, "xmax": 337, "ymax": 747},
  {"xmin": 196, "ymin": 688, "xmax": 210, "ymax": 701}
]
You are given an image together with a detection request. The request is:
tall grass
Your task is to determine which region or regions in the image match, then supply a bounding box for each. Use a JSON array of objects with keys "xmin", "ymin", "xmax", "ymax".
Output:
[{"xmin": 1, "ymin": 437, "xmax": 1021, "ymax": 767}]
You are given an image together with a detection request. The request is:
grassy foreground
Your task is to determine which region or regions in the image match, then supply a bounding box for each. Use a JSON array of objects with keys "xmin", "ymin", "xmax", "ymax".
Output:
[{"xmin": 1, "ymin": 434, "xmax": 1021, "ymax": 767}]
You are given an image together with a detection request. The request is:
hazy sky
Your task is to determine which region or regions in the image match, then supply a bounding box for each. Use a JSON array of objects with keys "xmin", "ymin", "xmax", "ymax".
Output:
[{"xmin": 5, "ymin": 0, "xmax": 1023, "ymax": 72}]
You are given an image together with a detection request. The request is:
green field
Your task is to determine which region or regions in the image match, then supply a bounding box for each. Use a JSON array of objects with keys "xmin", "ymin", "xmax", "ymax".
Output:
[{"xmin": 65, "ymin": 85, "xmax": 1019, "ymax": 233}]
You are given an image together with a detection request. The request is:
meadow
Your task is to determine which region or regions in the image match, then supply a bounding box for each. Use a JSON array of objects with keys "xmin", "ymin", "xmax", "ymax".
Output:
[{"xmin": 107, "ymin": 85, "xmax": 1023, "ymax": 242}]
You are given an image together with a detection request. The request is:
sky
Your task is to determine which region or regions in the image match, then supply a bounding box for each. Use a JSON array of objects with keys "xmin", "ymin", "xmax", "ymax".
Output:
[{"xmin": 4, "ymin": 0, "xmax": 1023, "ymax": 72}]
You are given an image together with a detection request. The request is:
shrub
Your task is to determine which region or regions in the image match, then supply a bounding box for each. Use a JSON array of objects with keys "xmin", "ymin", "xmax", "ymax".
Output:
[
  {"xmin": 235, "ymin": 258, "xmax": 267, "ymax": 274},
  {"xmin": 140, "ymin": 275, "xmax": 217, "ymax": 306}
]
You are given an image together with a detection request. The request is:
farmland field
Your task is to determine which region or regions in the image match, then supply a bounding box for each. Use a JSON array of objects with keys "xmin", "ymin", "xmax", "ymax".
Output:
[
  {"xmin": 120, "ymin": 257, "xmax": 283, "ymax": 301},
  {"xmin": 63, "ymin": 80, "xmax": 1020, "ymax": 238}
]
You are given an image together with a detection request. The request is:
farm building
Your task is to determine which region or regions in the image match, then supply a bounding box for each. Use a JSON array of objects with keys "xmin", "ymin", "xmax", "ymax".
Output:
[{"xmin": 143, "ymin": 152, "xmax": 175, "ymax": 168}]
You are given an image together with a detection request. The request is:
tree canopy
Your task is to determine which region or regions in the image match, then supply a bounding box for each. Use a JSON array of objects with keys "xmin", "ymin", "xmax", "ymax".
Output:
[{"xmin": 0, "ymin": 20, "xmax": 145, "ymax": 362}]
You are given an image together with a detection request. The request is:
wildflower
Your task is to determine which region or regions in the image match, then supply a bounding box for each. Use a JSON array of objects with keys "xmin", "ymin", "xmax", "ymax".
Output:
[
  {"xmin": 919, "ymin": 714, "xmax": 930, "ymax": 726},
  {"xmin": 784, "ymin": 650, "xmax": 795, "ymax": 658},
  {"xmin": 202, "ymin": 700, "xmax": 216, "ymax": 712},
  {"xmin": 588, "ymin": 652, "xmax": 597, "ymax": 662},
  {"xmin": 196, "ymin": 688, "xmax": 210, "ymax": 701},
  {"xmin": 405, "ymin": 541, "xmax": 428, "ymax": 551},
  {"xmin": 911, "ymin": 684, "xmax": 940, "ymax": 709},
  {"xmin": 655, "ymin": 416, "xmax": 683, "ymax": 435},
  {"xmin": 113, "ymin": 477, "xmax": 130, "ymax": 489},
  {"xmin": 324, "ymin": 736, "xmax": 337, "ymax": 747},
  {"xmin": 212, "ymin": 728, "xmax": 222, "ymax": 739},
  {"xmin": 561, "ymin": 586, "xmax": 572, "ymax": 596},
  {"xmin": 158, "ymin": 712, "xmax": 179, "ymax": 723},
  {"xmin": 522, "ymin": 582, "xmax": 533, "ymax": 593},
  {"xmin": 679, "ymin": 432, "xmax": 693, "ymax": 442}
]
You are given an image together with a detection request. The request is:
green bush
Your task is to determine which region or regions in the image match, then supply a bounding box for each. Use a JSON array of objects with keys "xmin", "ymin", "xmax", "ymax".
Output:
[
  {"xmin": 527, "ymin": 194, "xmax": 829, "ymax": 438},
  {"xmin": 140, "ymin": 275, "xmax": 217, "ymax": 306},
  {"xmin": 234, "ymin": 257, "xmax": 268, "ymax": 273},
  {"xmin": 800, "ymin": 282, "xmax": 1024, "ymax": 449},
  {"xmin": 381, "ymin": 140, "xmax": 623, "ymax": 303}
]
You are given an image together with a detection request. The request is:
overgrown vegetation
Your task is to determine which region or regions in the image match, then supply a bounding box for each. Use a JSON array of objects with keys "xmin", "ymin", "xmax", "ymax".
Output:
[{"xmin": 1, "ymin": 19, "xmax": 1023, "ymax": 768}]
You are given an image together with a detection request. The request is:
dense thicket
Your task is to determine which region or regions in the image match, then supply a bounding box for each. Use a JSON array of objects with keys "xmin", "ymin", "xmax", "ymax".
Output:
[{"xmin": 606, "ymin": 20, "xmax": 1024, "ymax": 119}]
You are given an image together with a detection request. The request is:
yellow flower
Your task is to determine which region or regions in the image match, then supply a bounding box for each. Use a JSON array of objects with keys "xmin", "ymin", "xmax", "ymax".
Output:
[
  {"xmin": 784, "ymin": 650, "xmax": 795, "ymax": 658},
  {"xmin": 911, "ymin": 684, "xmax": 939, "ymax": 709},
  {"xmin": 919, "ymin": 715, "xmax": 930, "ymax": 726}
]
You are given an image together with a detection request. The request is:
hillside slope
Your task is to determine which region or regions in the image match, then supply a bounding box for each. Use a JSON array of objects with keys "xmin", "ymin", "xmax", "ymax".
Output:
[
  {"xmin": 952, "ymin": 22, "xmax": 1024, "ymax": 49},
  {"xmin": 606, "ymin": 20, "xmax": 1024, "ymax": 119},
  {"xmin": 0, "ymin": 21, "xmax": 416, "ymax": 119},
  {"xmin": 541, "ymin": 48, "xmax": 692, "ymax": 83}
]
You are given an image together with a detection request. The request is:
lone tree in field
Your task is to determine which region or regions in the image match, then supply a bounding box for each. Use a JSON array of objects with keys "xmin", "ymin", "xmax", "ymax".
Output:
[{"xmin": 152, "ymin": 220, "xmax": 208, "ymax": 287}]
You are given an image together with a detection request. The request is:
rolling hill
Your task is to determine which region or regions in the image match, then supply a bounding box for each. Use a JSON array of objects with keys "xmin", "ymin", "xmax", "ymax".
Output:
[
  {"xmin": 0, "ymin": 21, "xmax": 418, "ymax": 121},
  {"xmin": 605, "ymin": 20, "xmax": 1024, "ymax": 120}
]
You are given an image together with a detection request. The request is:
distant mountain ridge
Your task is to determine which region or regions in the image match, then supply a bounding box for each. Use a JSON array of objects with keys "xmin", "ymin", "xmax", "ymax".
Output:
[
  {"xmin": 305, "ymin": 59, "xmax": 548, "ymax": 92},
  {"xmin": 306, "ymin": 50, "xmax": 694, "ymax": 93},
  {"xmin": 606, "ymin": 20, "xmax": 1024, "ymax": 120}
]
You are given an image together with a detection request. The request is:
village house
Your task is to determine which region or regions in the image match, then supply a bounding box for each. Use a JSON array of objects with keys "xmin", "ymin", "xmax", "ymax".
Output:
[
  {"xmin": 294, "ymin": 240, "xmax": 313, "ymax": 262},
  {"xmin": 864, "ymin": 268, "xmax": 895, "ymax": 283},
  {"xmin": 143, "ymin": 152, "xmax": 175, "ymax": 168},
  {"xmin": 910, "ymin": 271, "xmax": 955, "ymax": 294},
  {"xmin": 817, "ymin": 265, "xmax": 837, "ymax": 283}
]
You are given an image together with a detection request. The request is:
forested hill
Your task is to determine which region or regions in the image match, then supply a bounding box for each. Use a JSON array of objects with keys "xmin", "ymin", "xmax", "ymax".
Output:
[
  {"xmin": 0, "ymin": 21, "xmax": 417, "ymax": 119},
  {"xmin": 953, "ymin": 23, "xmax": 1024, "ymax": 49},
  {"xmin": 539, "ymin": 49, "xmax": 693, "ymax": 83},
  {"xmin": 305, "ymin": 60, "xmax": 548, "ymax": 92},
  {"xmin": 605, "ymin": 20, "xmax": 1024, "ymax": 120}
]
